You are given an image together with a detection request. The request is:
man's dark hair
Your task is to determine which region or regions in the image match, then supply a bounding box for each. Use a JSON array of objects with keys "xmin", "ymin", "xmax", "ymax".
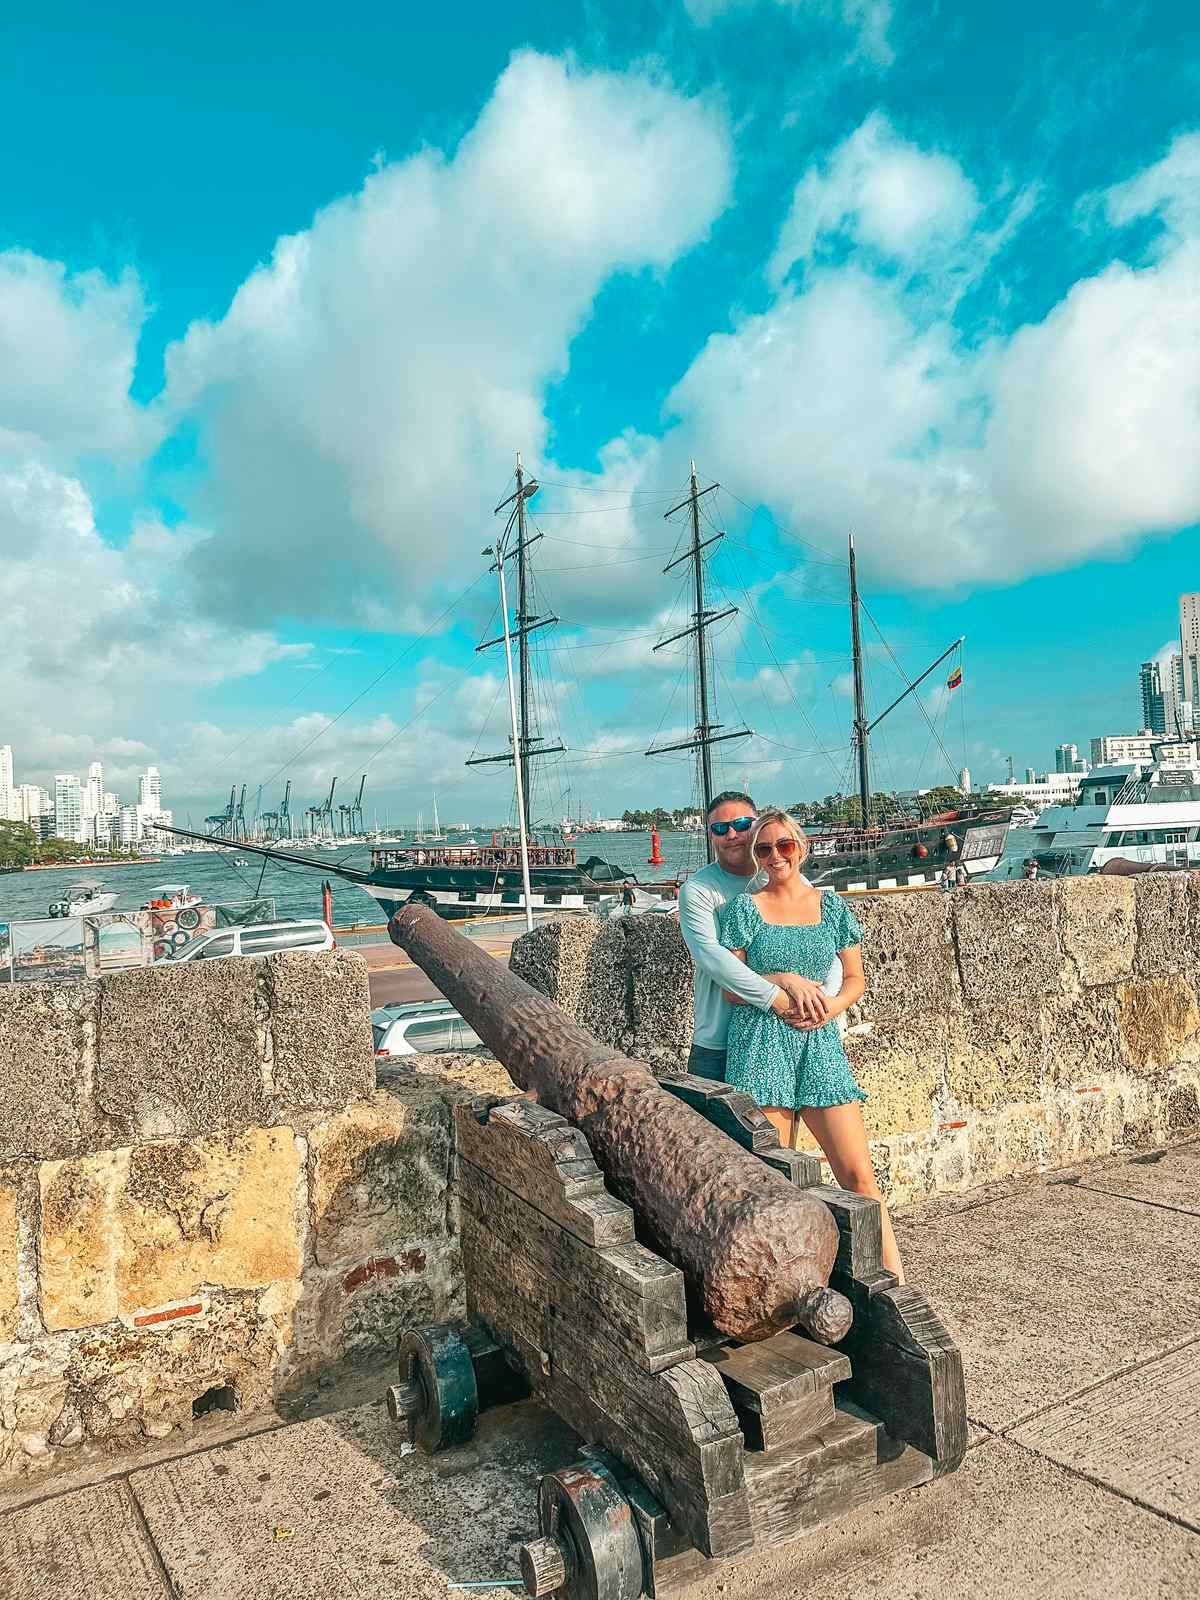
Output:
[{"xmin": 706, "ymin": 790, "xmax": 755, "ymax": 819}]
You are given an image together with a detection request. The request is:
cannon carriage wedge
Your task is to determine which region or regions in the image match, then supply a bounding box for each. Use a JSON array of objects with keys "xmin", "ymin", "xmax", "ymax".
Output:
[{"xmin": 383, "ymin": 903, "xmax": 967, "ymax": 1599}]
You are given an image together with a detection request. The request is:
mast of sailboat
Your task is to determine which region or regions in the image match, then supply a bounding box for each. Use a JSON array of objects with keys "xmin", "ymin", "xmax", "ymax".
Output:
[
  {"xmin": 486, "ymin": 503, "xmax": 534, "ymax": 932},
  {"xmin": 647, "ymin": 460, "xmax": 750, "ymax": 862},
  {"xmin": 849, "ymin": 533, "xmax": 871, "ymax": 826},
  {"xmin": 847, "ymin": 529, "xmax": 966, "ymax": 825},
  {"xmin": 467, "ymin": 453, "xmax": 564, "ymax": 841}
]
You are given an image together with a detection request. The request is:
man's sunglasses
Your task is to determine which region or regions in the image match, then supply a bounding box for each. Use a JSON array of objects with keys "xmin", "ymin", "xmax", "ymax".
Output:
[
  {"xmin": 754, "ymin": 837, "xmax": 800, "ymax": 860},
  {"xmin": 709, "ymin": 816, "xmax": 755, "ymax": 837}
]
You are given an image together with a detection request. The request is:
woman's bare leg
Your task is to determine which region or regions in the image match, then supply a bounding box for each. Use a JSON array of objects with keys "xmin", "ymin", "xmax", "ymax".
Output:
[
  {"xmin": 762, "ymin": 1106, "xmax": 795, "ymax": 1147},
  {"xmin": 798, "ymin": 1103, "xmax": 905, "ymax": 1284}
]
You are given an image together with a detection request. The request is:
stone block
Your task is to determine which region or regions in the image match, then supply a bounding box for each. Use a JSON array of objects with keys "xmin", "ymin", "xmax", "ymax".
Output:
[
  {"xmin": 844, "ymin": 1014, "xmax": 946, "ymax": 1136},
  {"xmin": 39, "ymin": 1149, "xmax": 122, "ymax": 1331},
  {"xmin": 1132, "ymin": 870, "xmax": 1198, "ymax": 976},
  {"xmin": 1117, "ymin": 975, "xmax": 1200, "ymax": 1073},
  {"xmin": 265, "ymin": 950, "xmax": 374, "ymax": 1113},
  {"xmin": 408, "ymin": 1052, "xmax": 516, "ymax": 1097},
  {"xmin": 1058, "ymin": 875, "xmax": 1135, "ymax": 987},
  {"xmin": 307, "ymin": 1085, "xmax": 451, "ymax": 1269},
  {"xmin": 508, "ymin": 918, "xmax": 630, "ymax": 1045},
  {"xmin": 115, "ymin": 1129, "xmax": 303, "ymax": 1316},
  {"xmin": 284, "ymin": 1244, "xmax": 461, "ymax": 1379},
  {"xmin": 0, "ymin": 1169, "xmax": 19, "ymax": 1343},
  {"xmin": 0, "ymin": 983, "xmax": 96, "ymax": 1161},
  {"xmin": 951, "ymin": 880, "xmax": 1067, "ymax": 1005},
  {"xmin": 1040, "ymin": 988, "xmax": 1123, "ymax": 1087},
  {"xmin": 852, "ymin": 891, "xmax": 961, "ymax": 1019},
  {"xmin": 0, "ymin": 1293, "xmax": 289, "ymax": 1476},
  {"xmin": 0, "ymin": 1480, "xmax": 168, "ymax": 1598},
  {"xmin": 621, "ymin": 916, "xmax": 694, "ymax": 1064},
  {"xmin": 39, "ymin": 1131, "xmax": 303, "ymax": 1331},
  {"xmin": 95, "ymin": 961, "xmax": 268, "ymax": 1141},
  {"xmin": 944, "ymin": 998, "xmax": 1045, "ymax": 1109}
]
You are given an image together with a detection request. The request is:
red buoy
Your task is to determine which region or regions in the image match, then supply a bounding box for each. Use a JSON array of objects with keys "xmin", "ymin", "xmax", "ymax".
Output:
[{"xmin": 647, "ymin": 828, "xmax": 665, "ymax": 866}]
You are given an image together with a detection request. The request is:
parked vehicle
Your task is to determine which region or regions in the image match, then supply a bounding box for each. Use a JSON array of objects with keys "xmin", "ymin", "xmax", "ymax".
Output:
[
  {"xmin": 154, "ymin": 920, "xmax": 334, "ymax": 964},
  {"xmin": 371, "ymin": 1001, "xmax": 482, "ymax": 1057}
]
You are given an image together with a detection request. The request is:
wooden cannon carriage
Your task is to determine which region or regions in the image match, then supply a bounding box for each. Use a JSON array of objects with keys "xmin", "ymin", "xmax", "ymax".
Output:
[{"xmin": 386, "ymin": 1072, "xmax": 966, "ymax": 1600}]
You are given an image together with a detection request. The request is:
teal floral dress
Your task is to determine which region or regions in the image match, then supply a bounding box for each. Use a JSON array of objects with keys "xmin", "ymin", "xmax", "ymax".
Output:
[{"xmin": 718, "ymin": 889, "xmax": 866, "ymax": 1111}]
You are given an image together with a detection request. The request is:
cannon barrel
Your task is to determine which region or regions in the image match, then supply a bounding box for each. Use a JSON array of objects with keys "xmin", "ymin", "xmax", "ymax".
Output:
[{"xmin": 389, "ymin": 902, "xmax": 850, "ymax": 1344}]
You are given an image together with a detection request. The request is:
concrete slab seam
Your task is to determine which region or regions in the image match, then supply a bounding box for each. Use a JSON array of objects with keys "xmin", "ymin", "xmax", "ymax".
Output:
[
  {"xmin": 1003, "ymin": 1431, "xmax": 1200, "ymax": 1538},
  {"xmin": 984, "ymin": 1329, "xmax": 1200, "ymax": 1441},
  {"xmin": 125, "ymin": 1476, "xmax": 178, "ymax": 1598},
  {"xmin": 1074, "ymin": 1182, "xmax": 1200, "ymax": 1219}
]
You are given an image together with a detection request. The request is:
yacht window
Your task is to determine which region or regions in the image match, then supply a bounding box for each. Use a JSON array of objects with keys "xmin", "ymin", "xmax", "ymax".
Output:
[
  {"xmin": 1163, "ymin": 830, "xmax": 1187, "ymax": 845},
  {"xmin": 193, "ymin": 933, "xmax": 236, "ymax": 960}
]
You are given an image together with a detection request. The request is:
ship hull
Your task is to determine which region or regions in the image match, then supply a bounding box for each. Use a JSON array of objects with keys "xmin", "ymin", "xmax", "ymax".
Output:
[{"xmin": 802, "ymin": 816, "xmax": 1009, "ymax": 893}]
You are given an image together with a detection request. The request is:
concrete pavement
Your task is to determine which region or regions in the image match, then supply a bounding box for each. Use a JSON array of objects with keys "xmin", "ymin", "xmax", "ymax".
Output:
[{"xmin": 3, "ymin": 1140, "xmax": 1198, "ymax": 1600}]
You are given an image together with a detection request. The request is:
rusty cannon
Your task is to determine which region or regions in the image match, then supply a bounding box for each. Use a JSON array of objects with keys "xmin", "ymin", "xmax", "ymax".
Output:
[{"xmin": 384, "ymin": 901, "xmax": 966, "ymax": 1600}]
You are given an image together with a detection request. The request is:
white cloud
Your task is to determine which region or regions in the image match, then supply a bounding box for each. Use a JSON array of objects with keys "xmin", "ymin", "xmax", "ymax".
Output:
[
  {"xmin": 684, "ymin": 0, "xmax": 894, "ymax": 69},
  {"xmin": 767, "ymin": 112, "xmax": 979, "ymax": 288},
  {"xmin": 162, "ymin": 51, "xmax": 732, "ymax": 629},
  {"xmin": 664, "ymin": 123, "xmax": 1200, "ymax": 591},
  {"xmin": 0, "ymin": 461, "xmax": 306, "ymax": 793},
  {"xmin": 0, "ymin": 251, "xmax": 153, "ymax": 466}
]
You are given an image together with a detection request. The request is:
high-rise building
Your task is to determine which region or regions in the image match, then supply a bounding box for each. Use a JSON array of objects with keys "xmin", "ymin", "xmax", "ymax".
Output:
[
  {"xmin": 1054, "ymin": 743, "xmax": 1080, "ymax": 773},
  {"xmin": 83, "ymin": 761, "xmax": 104, "ymax": 825},
  {"xmin": 0, "ymin": 743, "xmax": 15, "ymax": 822},
  {"xmin": 118, "ymin": 805, "xmax": 141, "ymax": 846},
  {"xmin": 138, "ymin": 766, "xmax": 162, "ymax": 810},
  {"xmin": 16, "ymin": 785, "xmax": 49, "ymax": 824},
  {"xmin": 1140, "ymin": 660, "xmax": 1167, "ymax": 734},
  {"xmin": 54, "ymin": 774, "xmax": 84, "ymax": 842},
  {"xmin": 1182, "ymin": 594, "xmax": 1200, "ymax": 715}
]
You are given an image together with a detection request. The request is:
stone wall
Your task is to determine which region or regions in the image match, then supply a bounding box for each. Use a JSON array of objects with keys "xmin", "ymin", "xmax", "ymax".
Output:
[
  {"xmin": 0, "ymin": 953, "xmax": 503, "ymax": 1487},
  {"xmin": 510, "ymin": 875, "xmax": 1200, "ymax": 1204}
]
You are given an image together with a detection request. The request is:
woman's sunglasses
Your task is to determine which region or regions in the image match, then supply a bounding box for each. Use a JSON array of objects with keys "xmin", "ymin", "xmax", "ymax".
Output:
[
  {"xmin": 709, "ymin": 816, "xmax": 754, "ymax": 837},
  {"xmin": 754, "ymin": 837, "xmax": 800, "ymax": 860}
]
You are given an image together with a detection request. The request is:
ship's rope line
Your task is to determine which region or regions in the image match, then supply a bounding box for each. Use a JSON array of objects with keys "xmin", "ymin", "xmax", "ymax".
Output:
[
  {"xmin": 249, "ymin": 571, "xmax": 489, "ymax": 796},
  {"xmin": 859, "ymin": 598, "xmax": 962, "ymax": 789},
  {"xmin": 707, "ymin": 495, "xmax": 848, "ymax": 789},
  {"xmin": 711, "ymin": 481, "xmax": 849, "ymax": 567}
]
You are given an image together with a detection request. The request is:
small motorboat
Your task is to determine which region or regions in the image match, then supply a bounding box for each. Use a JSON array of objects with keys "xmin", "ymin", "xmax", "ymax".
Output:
[
  {"xmin": 142, "ymin": 882, "xmax": 202, "ymax": 912},
  {"xmin": 48, "ymin": 879, "xmax": 118, "ymax": 917}
]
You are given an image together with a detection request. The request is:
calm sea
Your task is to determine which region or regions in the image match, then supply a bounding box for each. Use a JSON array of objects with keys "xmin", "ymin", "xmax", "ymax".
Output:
[{"xmin": 0, "ymin": 830, "xmax": 707, "ymax": 929}]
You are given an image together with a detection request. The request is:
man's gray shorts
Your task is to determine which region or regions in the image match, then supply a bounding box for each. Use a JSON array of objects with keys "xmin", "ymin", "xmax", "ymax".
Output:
[{"xmin": 687, "ymin": 1043, "xmax": 727, "ymax": 1082}]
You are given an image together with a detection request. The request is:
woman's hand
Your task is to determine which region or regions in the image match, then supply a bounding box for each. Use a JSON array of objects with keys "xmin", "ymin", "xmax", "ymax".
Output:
[{"xmin": 765, "ymin": 973, "xmax": 830, "ymax": 1025}]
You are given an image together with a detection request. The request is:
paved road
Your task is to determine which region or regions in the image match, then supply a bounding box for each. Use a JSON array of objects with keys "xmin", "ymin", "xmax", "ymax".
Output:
[{"xmin": 352, "ymin": 929, "xmax": 520, "ymax": 1008}]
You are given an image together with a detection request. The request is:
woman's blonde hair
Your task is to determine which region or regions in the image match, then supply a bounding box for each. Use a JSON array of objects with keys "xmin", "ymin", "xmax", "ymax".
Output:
[{"xmin": 748, "ymin": 807, "xmax": 809, "ymax": 866}]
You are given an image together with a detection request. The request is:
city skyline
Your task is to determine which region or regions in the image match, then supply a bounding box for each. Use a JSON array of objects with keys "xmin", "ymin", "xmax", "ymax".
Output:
[{"xmin": 2, "ymin": 5, "xmax": 1199, "ymax": 821}]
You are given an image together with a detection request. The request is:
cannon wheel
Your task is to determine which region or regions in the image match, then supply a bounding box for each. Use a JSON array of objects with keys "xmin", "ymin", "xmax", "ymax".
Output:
[
  {"xmin": 519, "ymin": 1460, "xmax": 643, "ymax": 1600},
  {"xmin": 390, "ymin": 1324, "xmax": 478, "ymax": 1453}
]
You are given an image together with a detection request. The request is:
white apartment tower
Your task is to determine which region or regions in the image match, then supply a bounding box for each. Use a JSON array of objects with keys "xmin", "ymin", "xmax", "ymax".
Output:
[
  {"xmin": 0, "ymin": 746, "xmax": 12, "ymax": 790},
  {"xmin": 1179, "ymin": 594, "xmax": 1200, "ymax": 733},
  {"xmin": 54, "ymin": 774, "xmax": 84, "ymax": 842},
  {"xmin": 138, "ymin": 766, "xmax": 162, "ymax": 809}
]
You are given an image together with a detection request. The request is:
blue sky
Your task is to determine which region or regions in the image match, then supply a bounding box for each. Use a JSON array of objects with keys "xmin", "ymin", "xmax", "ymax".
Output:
[{"xmin": 2, "ymin": 1, "xmax": 1199, "ymax": 825}]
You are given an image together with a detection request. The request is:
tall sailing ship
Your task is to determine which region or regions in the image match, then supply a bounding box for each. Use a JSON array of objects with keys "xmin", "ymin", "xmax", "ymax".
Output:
[{"xmin": 164, "ymin": 454, "xmax": 1010, "ymax": 913}]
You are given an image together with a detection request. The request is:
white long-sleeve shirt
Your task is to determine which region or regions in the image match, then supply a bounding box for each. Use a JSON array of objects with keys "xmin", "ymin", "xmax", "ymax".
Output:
[{"xmin": 678, "ymin": 862, "xmax": 780, "ymax": 1049}]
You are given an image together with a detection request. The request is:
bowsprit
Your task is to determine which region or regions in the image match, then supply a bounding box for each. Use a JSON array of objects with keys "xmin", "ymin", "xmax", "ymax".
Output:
[{"xmin": 385, "ymin": 902, "xmax": 966, "ymax": 1598}]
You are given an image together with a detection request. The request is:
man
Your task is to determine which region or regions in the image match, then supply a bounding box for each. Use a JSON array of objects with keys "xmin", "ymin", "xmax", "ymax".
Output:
[{"xmin": 678, "ymin": 791, "xmax": 830, "ymax": 1081}]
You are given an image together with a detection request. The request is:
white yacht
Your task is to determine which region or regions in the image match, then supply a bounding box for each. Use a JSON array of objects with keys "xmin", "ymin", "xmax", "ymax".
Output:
[
  {"xmin": 48, "ymin": 879, "xmax": 118, "ymax": 917},
  {"xmin": 990, "ymin": 750, "xmax": 1200, "ymax": 877}
]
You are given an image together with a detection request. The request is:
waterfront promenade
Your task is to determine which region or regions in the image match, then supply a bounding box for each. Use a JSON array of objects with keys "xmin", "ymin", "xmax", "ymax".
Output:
[{"xmin": 4, "ymin": 1138, "xmax": 1196, "ymax": 1599}]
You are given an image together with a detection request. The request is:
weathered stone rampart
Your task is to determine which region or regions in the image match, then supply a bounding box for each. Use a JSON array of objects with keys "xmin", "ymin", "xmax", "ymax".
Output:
[
  {"xmin": 0, "ymin": 952, "xmax": 503, "ymax": 1487},
  {"xmin": 510, "ymin": 875, "xmax": 1200, "ymax": 1204}
]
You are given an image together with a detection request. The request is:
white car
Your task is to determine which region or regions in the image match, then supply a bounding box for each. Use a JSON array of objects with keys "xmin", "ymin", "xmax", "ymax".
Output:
[
  {"xmin": 372, "ymin": 1002, "xmax": 482, "ymax": 1057},
  {"xmin": 155, "ymin": 920, "xmax": 335, "ymax": 964}
]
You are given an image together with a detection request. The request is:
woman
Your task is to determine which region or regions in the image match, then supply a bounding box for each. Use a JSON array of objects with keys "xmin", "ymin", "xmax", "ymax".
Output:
[{"xmin": 718, "ymin": 807, "xmax": 904, "ymax": 1282}]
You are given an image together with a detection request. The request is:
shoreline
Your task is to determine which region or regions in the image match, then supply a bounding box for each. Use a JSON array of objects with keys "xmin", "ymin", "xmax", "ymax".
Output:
[{"xmin": 21, "ymin": 858, "xmax": 162, "ymax": 872}]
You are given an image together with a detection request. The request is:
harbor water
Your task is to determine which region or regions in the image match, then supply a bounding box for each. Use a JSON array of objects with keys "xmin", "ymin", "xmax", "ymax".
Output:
[{"xmin": 0, "ymin": 832, "xmax": 708, "ymax": 929}]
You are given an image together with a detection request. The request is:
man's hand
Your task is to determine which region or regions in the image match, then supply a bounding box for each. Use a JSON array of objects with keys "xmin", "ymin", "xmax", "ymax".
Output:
[{"xmin": 767, "ymin": 973, "xmax": 830, "ymax": 1027}]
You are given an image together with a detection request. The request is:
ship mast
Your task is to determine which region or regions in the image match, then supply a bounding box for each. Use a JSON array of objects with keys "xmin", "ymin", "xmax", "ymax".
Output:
[
  {"xmin": 468, "ymin": 453, "xmax": 565, "ymax": 840},
  {"xmin": 849, "ymin": 533, "xmax": 871, "ymax": 826},
  {"xmin": 647, "ymin": 461, "xmax": 750, "ymax": 862}
]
